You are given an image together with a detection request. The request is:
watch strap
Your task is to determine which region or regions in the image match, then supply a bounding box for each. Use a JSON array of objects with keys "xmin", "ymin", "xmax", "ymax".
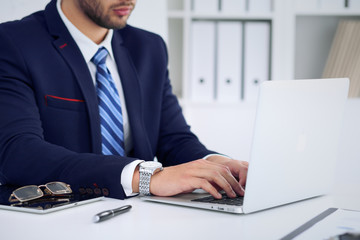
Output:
[{"xmin": 139, "ymin": 169, "xmax": 152, "ymax": 196}]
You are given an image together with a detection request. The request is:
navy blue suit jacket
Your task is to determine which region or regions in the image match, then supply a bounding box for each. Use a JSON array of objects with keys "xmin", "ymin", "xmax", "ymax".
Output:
[{"xmin": 0, "ymin": 0, "xmax": 214, "ymax": 199}]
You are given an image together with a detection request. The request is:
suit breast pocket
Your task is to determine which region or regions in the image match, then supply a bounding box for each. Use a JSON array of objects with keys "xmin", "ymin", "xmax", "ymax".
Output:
[{"xmin": 45, "ymin": 95, "xmax": 86, "ymax": 112}]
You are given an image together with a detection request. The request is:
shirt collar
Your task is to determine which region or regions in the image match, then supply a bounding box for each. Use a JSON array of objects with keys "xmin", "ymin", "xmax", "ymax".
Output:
[{"xmin": 56, "ymin": 0, "xmax": 114, "ymax": 62}]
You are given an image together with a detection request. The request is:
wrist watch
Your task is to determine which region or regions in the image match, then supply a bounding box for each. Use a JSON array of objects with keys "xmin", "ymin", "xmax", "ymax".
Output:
[{"xmin": 139, "ymin": 161, "xmax": 163, "ymax": 196}]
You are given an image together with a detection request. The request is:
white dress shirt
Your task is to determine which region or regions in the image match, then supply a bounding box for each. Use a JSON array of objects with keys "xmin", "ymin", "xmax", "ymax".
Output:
[{"xmin": 56, "ymin": 0, "xmax": 142, "ymax": 196}]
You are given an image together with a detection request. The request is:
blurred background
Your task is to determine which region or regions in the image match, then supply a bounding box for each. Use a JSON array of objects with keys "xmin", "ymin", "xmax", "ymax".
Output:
[{"xmin": 1, "ymin": 1, "xmax": 360, "ymax": 180}]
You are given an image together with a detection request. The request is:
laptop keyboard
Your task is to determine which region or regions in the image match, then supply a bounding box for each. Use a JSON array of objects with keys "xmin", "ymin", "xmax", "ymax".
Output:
[{"xmin": 191, "ymin": 193, "xmax": 244, "ymax": 206}]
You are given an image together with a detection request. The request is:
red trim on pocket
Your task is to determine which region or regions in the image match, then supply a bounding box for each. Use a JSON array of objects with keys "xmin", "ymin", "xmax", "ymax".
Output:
[
  {"xmin": 59, "ymin": 43, "xmax": 67, "ymax": 49},
  {"xmin": 45, "ymin": 95, "xmax": 85, "ymax": 106}
]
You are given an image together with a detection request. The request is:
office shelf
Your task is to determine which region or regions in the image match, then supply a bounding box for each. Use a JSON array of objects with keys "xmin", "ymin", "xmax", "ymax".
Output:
[{"xmin": 166, "ymin": 0, "xmax": 360, "ymax": 102}]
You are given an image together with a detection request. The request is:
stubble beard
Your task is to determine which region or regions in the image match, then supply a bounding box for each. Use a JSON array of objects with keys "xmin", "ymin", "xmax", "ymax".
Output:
[{"xmin": 78, "ymin": 0, "xmax": 133, "ymax": 30}]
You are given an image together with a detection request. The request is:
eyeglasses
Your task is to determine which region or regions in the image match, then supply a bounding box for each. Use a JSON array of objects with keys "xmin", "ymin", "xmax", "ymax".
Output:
[{"xmin": 8, "ymin": 182, "xmax": 72, "ymax": 203}]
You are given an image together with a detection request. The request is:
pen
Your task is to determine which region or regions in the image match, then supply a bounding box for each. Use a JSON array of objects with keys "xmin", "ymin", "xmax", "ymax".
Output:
[{"xmin": 93, "ymin": 205, "xmax": 132, "ymax": 223}]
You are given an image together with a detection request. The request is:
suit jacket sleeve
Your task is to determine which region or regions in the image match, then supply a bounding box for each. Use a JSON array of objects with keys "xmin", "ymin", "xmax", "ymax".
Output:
[
  {"xmin": 156, "ymin": 50, "xmax": 217, "ymax": 166},
  {"xmin": 119, "ymin": 26, "xmax": 217, "ymax": 166}
]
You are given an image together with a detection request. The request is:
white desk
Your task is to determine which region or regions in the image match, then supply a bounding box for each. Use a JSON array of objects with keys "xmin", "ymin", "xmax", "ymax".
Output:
[
  {"xmin": 1, "ymin": 100, "xmax": 360, "ymax": 240},
  {"xmin": 0, "ymin": 193, "xmax": 359, "ymax": 240}
]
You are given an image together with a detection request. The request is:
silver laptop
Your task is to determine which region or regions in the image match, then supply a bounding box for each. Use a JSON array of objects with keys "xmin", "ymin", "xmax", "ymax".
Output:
[{"xmin": 141, "ymin": 78, "xmax": 349, "ymax": 214}]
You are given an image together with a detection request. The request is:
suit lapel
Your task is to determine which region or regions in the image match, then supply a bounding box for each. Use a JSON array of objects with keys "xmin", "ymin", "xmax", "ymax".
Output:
[
  {"xmin": 112, "ymin": 31, "xmax": 153, "ymax": 160},
  {"xmin": 44, "ymin": 0, "xmax": 102, "ymax": 154}
]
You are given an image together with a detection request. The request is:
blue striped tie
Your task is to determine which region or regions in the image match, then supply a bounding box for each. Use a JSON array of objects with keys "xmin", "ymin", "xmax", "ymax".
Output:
[{"xmin": 92, "ymin": 47, "xmax": 125, "ymax": 156}]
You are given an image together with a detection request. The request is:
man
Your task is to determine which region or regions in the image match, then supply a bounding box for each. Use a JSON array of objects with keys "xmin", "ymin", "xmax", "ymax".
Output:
[{"xmin": 0, "ymin": 0, "xmax": 248, "ymax": 200}]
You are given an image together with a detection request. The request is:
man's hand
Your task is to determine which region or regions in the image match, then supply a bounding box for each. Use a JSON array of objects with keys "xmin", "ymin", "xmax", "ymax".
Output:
[
  {"xmin": 206, "ymin": 155, "xmax": 248, "ymax": 191},
  {"xmin": 132, "ymin": 157, "xmax": 248, "ymax": 199}
]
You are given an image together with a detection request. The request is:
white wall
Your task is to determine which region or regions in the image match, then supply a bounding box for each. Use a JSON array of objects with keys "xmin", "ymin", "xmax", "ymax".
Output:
[
  {"xmin": 333, "ymin": 99, "xmax": 360, "ymax": 196},
  {"xmin": 0, "ymin": 0, "xmax": 49, "ymax": 23},
  {"xmin": 128, "ymin": 0, "xmax": 168, "ymax": 42},
  {"xmin": 0, "ymin": 0, "xmax": 168, "ymax": 42},
  {"xmin": 184, "ymin": 103, "xmax": 257, "ymax": 161}
]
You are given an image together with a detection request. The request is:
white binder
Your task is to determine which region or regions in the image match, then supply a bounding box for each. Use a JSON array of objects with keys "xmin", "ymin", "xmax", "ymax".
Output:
[
  {"xmin": 295, "ymin": 0, "xmax": 320, "ymax": 11},
  {"xmin": 248, "ymin": 0, "xmax": 273, "ymax": 13},
  {"xmin": 192, "ymin": 0, "xmax": 219, "ymax": 14},
  {"xmin": 319, "ymin": 0, "xmax": 345, "ymax": 10},
  {"xmin": 221, "ymin": 0, "xmax": 246, "ymax": 14},
  {"xmin": 349, "ymin": 0, "xmax": 360, "ymax": 9},
  {"xmin": 243, "ymin": 21, "xmax": 270, "ymax": 103},
  {"xmin": 190, "ymin": 21, "xmax": 216, "ymax": 102},
  {"xmin": 217, "ymin": 21, "xmax": 242, "ymax": 102}
]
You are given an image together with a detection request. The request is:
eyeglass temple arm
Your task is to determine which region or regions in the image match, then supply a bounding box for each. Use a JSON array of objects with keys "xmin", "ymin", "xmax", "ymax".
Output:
[{"xmin": 8, "ymin": 193, "xmax": 18, "ymax": 203}]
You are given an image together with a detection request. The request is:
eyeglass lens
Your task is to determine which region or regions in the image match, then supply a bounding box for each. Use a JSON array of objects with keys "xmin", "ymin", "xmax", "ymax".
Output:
[
  {"xmin": 13, "ymin": 186, "xmax": 43, "ymax": 201},
  {"xmin": 46, "ymin": 182, "xmax": 71, "ymax": 194}
]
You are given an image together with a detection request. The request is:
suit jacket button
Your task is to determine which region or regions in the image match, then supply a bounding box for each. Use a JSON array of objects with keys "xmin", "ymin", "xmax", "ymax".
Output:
[
  {"xmin": 102, "ymin": 188, "xmax": 109, "ymax": 196},
  {"xmin": 94, "ymin": 188, "xmax": 101, "ymax": 195},
  {"xmin": 79, "ymin": 187, "xmax": 86, "ymax": 195},
  {"xmin": 86, "ymin": 188, "xmax": 93, "ymax": 195}
]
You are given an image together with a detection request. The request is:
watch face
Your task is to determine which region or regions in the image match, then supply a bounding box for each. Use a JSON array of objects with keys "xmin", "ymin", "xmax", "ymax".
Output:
[{"xmin": 141, "ymin": 161, "xmax": 162, "ymax": 169}]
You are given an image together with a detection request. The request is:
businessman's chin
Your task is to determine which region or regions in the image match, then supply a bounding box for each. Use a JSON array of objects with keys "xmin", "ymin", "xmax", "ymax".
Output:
[
  {"xmin": 89, "ymin": 14, "xmax": 130, "ymax": 30},
  {"xmin": 79, "ymin": 0, "xmax": 133, "ymax": 30}
]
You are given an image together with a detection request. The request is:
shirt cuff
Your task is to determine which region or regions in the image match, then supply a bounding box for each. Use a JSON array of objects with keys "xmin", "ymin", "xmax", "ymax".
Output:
[
  {"xmin": 203, "ymin": 153, "xmax": 231, "ymax": 160},
  {"xmin": 121, "ymin": 159, "xmax": 144, "ymax": 197}
]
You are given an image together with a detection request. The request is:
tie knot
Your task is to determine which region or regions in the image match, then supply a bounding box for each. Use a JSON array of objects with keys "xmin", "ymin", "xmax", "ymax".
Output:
[{"xmin": 92, "ymin": 47, "xmax": 108, "ymax": 66}]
